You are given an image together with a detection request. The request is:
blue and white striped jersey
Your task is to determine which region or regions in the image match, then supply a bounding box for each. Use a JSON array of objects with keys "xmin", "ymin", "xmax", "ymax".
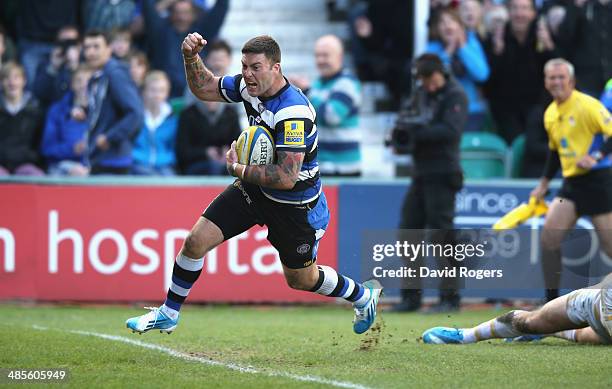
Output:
[{"xmin": 218, "ymin": 74, "xmax": 321, "ymax": 204}]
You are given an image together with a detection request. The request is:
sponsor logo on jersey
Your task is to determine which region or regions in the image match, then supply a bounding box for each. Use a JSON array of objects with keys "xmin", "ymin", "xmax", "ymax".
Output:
[
  {"xmin": 284, "ymin": 121, "xmax": 305, "ymax": 145},
  {"xmin": 560, "ymin": 137, "xmax": 569, "ymax": 148}
]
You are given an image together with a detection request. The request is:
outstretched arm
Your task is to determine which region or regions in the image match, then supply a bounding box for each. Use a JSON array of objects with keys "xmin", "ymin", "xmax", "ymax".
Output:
[
  {"xmin": 226, "ymin": 142, "xmax": 303, "ymax": 190},
  {"xmin": 182, "ymin": 32, "xmax": 224, "ymax": 102}
]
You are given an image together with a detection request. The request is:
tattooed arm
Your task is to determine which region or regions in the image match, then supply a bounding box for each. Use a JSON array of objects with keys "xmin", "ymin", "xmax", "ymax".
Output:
[
  {"xmin": 181, "ymin": 32, "xmax": 224, "ymax": 102},
  {"xmin": 227, "ymin": 144, "xmax": 303, "ymax": 190},
  {"xmin": 243, "ymin": 151, "xmax": 304, "ymax": 190}
]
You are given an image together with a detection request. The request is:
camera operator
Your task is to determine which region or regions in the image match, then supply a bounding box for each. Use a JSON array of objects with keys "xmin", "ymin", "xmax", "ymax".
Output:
[
  {"xmin": 32, "ymin": 25, "xmax": 81, "ymax": 109},
  {"xmin": 390, "ymin": 53, "xmax": 468, "ymax": 313}
]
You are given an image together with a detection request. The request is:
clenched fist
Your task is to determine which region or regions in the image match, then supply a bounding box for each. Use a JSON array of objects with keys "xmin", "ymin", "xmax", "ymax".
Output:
[{"xmin": 182, "ymin": 32, "xmax": 207, "ymax": 59}]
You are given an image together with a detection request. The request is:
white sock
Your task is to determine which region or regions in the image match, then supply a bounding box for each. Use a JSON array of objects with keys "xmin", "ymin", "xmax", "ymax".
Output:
[
  {"xmin": 160, "ymin": 304, "xmax": 179, "ymax": 320},
  {"xmin": 553, "ymin": 330, "xmax": 576, "ymax": 342},
  {"xmin": 353, "ymin": 288, "xmax": 372, "ymax": 307},
  {"xmin": 310, "ymin": 265, "xmax": 372, "ymax": 306},
  {"xmin": 462, "ymin": 311, "xmax": 527, "ymax": 343}
]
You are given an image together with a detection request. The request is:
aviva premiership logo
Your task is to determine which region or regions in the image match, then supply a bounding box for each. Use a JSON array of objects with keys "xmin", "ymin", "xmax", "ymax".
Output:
[{"xmin": 284, "ymin": 121, "xmax": 305, "ymax": 145}]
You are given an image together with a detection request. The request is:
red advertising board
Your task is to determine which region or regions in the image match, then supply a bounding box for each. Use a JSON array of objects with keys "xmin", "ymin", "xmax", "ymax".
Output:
[{"xmin": 0, "ymin": 183, "xmax": 338, "ymax": 302}]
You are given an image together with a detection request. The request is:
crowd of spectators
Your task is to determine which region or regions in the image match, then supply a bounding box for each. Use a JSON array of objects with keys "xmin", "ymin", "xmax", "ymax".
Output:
[
  {"xmin": 344, "ymin": 0, "xmax": 612, "ymax": 177},
  {"xmin": 0, "ymin": 0, "xmax": 230, "ymax": 177},
  {"xmin": 0, "ymin": 0, "xmax": 611, "ymax": 179}
]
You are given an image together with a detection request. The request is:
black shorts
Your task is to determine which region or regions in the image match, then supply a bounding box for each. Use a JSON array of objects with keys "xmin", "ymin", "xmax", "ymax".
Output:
[
  {"xmin": 203, "ymin": 180, "xmax": 330, "ymax": 269},
  {"xmin": 558, "ymin": 168, "xmax": 612, "ymax": 216}
]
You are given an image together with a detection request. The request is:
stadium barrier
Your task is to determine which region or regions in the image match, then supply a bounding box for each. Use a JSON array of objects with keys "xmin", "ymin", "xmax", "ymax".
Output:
[
  {"xmin": 0, "ymin": 177, "xmax": 337, "ymax": 302},
  {"xmin": 1, "ymin": 177, "xmax": 610, "ymax": 302}
]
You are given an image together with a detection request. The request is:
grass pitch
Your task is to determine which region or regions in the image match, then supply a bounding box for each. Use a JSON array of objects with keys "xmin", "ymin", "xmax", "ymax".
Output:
[{"xmin": 1, "ymin": 303, "xmax": 609, "ymax": 388}]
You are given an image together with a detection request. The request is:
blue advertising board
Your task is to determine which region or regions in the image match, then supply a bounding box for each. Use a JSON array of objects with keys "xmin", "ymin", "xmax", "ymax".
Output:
[{"xmin": 338, "ymin": 180, "xmax": 612, "ymax": 299}]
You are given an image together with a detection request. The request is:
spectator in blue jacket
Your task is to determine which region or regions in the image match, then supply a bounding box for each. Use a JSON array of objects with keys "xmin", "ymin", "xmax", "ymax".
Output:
[
  {"xmin": 142, "ymin": 0, "xmax": 229, "ymax": 97},
  {"xmin": 427, "ymin": 7, "xmax": 490, "ymax": 132},
  {"xmin": 132, "ymin": 71, "xmax": 178, "ymax": 175},
  {"xmin": 40, "ymin": 66, "xmax": 92, "ymax": 176},
  {"xmin": 83, "ymin": 30, "xmax": 143, "ymax": 175}
]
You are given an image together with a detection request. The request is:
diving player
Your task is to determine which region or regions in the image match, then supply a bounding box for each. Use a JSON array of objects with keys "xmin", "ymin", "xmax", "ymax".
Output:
[{"xmin": 423, "ymin": 273, "xmax": 612, "ymax": 345}]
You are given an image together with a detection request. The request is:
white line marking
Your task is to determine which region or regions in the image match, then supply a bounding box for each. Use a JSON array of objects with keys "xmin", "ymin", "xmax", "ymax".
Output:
[{"xmin": 32, "ymin": 325, "xmax": 372, "ymax": 389}]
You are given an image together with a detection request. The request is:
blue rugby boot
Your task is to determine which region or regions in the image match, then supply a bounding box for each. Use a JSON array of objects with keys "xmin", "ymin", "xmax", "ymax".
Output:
[
  {"xmin": 353, "ymin": 279, "xmax": 383, "ymax": 334},
  {"xmin": 126, "ymin": 306, "xmax": 178, "ymax": 334},
  {"xmin": 422, "ymin": 327, "xmax": 464, "ymax": 344}
]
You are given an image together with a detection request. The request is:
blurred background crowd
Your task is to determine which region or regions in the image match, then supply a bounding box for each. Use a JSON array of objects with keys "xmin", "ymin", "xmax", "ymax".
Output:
[{"xmin": 0, "ymin": 0, "xmax": 610, "ymax": 178}]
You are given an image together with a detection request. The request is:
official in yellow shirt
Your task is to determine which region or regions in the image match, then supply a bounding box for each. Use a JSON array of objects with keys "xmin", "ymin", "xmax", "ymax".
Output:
[{"xmin": 531, "ymin": 58, "xmax": 612, "ymax": 302}]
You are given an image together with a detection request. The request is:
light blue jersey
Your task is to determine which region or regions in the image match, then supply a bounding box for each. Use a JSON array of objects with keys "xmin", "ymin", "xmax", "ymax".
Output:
[{"xmin": 308, "ymin": 69, "xmax": 362, "ymax": 175}]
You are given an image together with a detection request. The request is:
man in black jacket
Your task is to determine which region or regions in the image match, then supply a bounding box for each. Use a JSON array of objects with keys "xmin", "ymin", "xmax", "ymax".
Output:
[
  {"xmin": 391, "ymin": 54, "xmax": 468, "ymax": 313},
  {"xmin": 554, "ymin": 0, "xmax": 612, "ymax": 97},
  {"xmin": 484, "ymin": 0, "xmax": 557, "ymax": 144}
]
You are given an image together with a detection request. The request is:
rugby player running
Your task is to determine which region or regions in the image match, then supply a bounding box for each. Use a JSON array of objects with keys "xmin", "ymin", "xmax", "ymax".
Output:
[{"xmin": 126, "ymin": 33, "xmax": 382, "ymax": 335}]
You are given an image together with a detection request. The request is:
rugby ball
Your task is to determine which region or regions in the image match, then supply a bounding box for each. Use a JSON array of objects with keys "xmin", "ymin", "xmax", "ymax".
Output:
[{"xmin": 236, "ymin": 125, "xmax": 275, "ymax": 165}]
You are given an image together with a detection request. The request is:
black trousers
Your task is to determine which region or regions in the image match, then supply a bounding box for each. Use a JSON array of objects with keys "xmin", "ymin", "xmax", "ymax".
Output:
[{"xmin": 399, "ymin": 172, "xmax": 463, "ymax": 304}]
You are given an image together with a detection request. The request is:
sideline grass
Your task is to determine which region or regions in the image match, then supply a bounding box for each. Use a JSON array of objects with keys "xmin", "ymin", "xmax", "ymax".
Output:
[{"xmin": 1, "ymin": 304, "xmax": 608, "ymax": 388}]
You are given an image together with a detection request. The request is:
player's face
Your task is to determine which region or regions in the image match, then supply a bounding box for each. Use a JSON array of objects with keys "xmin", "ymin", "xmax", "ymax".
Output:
[
  {"xmin": 545, "ymin": 64, "xmax": 574, "ymax": 102},
  {"xmin": 241, "ymin": 53, "xmax": 280, "ymax": 97}
]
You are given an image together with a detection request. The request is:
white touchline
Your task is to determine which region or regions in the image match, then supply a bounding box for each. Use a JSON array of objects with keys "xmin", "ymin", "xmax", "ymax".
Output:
[{"xmin": 32, "ymin": 325, "xmax": 373, "ymax": 389}]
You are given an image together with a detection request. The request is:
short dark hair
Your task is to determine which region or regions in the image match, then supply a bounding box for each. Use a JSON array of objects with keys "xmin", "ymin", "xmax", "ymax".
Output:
[
  {"xmin": 209, "ymin": 39, "xmax": 232, "ymax": 56},
  {"xmin": 242, "ymin": 35, "xmax": 281, "ymax": 64},
  {"xmin": 415, "ymin": 53, "xmax": 446, "ymax": 78},
  {"xmin": 84, "ymin": 29, "xmax": 109, "ymax": 45}
]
